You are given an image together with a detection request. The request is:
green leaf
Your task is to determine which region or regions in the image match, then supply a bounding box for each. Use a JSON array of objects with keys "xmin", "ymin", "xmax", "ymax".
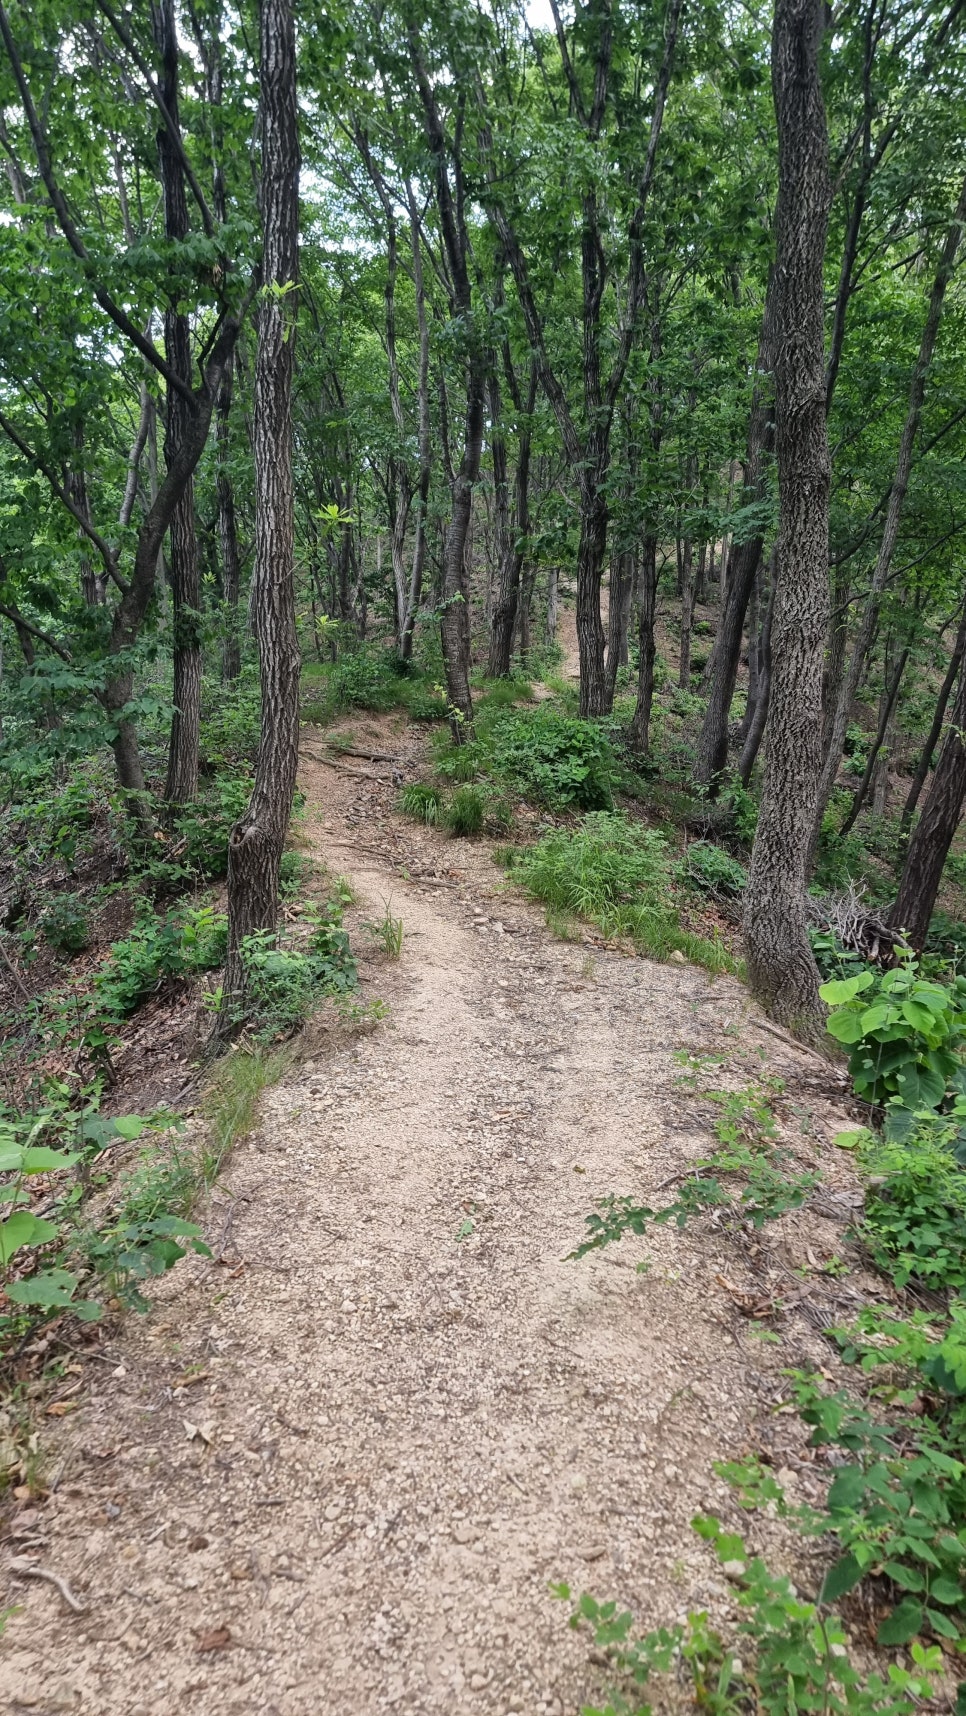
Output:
[
  {"xmin": 826, "ymin": 1011, "xmax": 867, "ymax": 1045},
  {"xmin": 927, "ymin": 1575, "xmax": 963, "ymax": 1605},
  {"xmin": 111, "ymin": 1116, "xmax": 146, "ymax": 1141},
  {"xmin": 0, "ymin": 1210, "xmax": 58, "ymax": 1263},
  {"xmin": 820, "ymin": 973, "xmax": 874, "ymax": 1004},
  {"xmin": 833, "ymin": 1128, "xmax": 871, "ymax": 1150},
  {"xmin": 820, "ymin": 1552, "xmax": 864, "ymax": 1601},
  {"xmin": 6, "ymin": 1267, "xmax": 79, "ymax": 1308},
  {"xmin": 883, "ymin": 1562, "xmax": 925, "ymax": 1592},
  {"xmin": 926, "ymin": 1608, "xmax": 961, "ymax": 1639},
  {"xmin": 828, "ymin": 1465, "xmax": 868, "ymax": 1510},
  {"xmin": 21, "ymin": 1146, "xmax": 78, "ymax": 1173},
  {"xmin": 877, "ymin": 1599, "xmax": 924, "ymax": 1645},
  {"xmin": 894, "ymin": 1063, "xmax": 946, "ymax": 1109}
]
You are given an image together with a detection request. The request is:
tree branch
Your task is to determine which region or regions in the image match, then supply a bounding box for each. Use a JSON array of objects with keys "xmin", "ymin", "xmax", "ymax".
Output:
[
  {"xmin": 0, "ymin": 0, "xmax": 198, "ymax": 409},
  {"xmin": 0, "ymin": 408, "xmax": 127, "ymax": 593}
]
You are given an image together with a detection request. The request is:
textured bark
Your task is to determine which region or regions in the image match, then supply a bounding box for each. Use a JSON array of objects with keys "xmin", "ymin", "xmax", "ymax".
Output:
[
  {"xmin": 678, "ymin": 531, "xmax": 695, "ymax": 689},
  {"xmin": 409, "ymin": 51, "xmax": 482, "ymax": 731},
  {"xmin": 810, "ymin": 165, "xmax": 966, "ymax": 853},
  {"xmin": 488, "ymin": 353, "xmax": 536, "ymax": 678},
  {"xmin": 743, "ymin": 0, "xmax": 830, "ymax": 1043},
  {"xmin": 890, "ymin": 653, "xmax": 966, "ymax": 950},
  {"xmin": 627, "ymin": 534, "xmax": 660, "ymax": 753},
  {"xmin": 222, "ymin": 0, "xmax": 300, "ymax": 1024},
  {"xmin": 738, "ymin": 571, "xmax": 775, "ymax": 786},
  {"xmin": 399, "ymin": 182, "xmax": 431, "ymax": 663},
  {"xmin": 217, "ymin": 359, "xmax": 242, "ymax": 681},
  {"xmin": 901, "ymin": 605, "xmax": 966, "ymax": 833},
  {"xmin": 694, "ymin": 298, "xmax": 775, "ymax": 787},
  {"xmin": 839, "ymin": 645, "xmax": 909, "ymax": 836},
  {"xmin": 156, "ymin": 0, "xmax": 201, "ymax": 808}
]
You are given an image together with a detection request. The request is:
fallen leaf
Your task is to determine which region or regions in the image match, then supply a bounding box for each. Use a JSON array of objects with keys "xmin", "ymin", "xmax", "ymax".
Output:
[
  {"xmin": 173, "ymin": 1371, "xmax": 211, "ymax": 1390},
  {"xmin": 196, "ymin": 1626, "xmax": 232, "ymax": 1652},
  {"xmin": 183, "ymin": 1419, "xmax": 215, "ymax": 1446},
  {"xmin": 45, "ymin": 1401, "xmax": 76, "ymax": 1417}
]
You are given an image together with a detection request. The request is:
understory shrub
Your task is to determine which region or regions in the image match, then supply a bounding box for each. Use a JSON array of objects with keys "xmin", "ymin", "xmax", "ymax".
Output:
[
  {"xmin": 41, "ymin": 895, "xmax": 91, "ymax": 956},
  {"xmin": 821, "ymin": 958, "xmax": 966, "ymax": 1111},
  {"xmin": 505, "ymin": 813, "xmax": 737, "ymax": 973},
  {"xmin": 233, "ymin": 905, "xmax": 358, "ymax": 1037},
  {"xmin": 678, "ymin": 840, "xmax": 747, "ymax": 898},
  {"xmin": 438, "ymin": 706, "xmax": 617, "ymax": 810},
  {"xmin": 95, "ymin": 904, "xmax": 228, "ymax": 1019}
]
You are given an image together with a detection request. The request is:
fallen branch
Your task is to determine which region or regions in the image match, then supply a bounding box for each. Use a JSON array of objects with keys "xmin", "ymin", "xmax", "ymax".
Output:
[{"xmin": 9, "ymin": 1556, "xmax": 88, "ymax": 1614}]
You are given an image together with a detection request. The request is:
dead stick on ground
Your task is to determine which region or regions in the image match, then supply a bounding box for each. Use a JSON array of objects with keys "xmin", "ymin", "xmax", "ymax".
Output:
[
  {"xmin": 9, "ymin": 1558, "xmax": 88, "ymax": 1614},
  {"xmin": 0, "ymin": 936, "xmax": 30, "ymax": 1001}
]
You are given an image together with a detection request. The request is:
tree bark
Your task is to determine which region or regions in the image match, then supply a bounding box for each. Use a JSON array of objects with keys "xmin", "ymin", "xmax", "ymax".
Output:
[
  {"xmin": 890, "ymin": 652, "xmax": 966, "ymax": 950},
  {"xmin": 217, "ymin": 358, "xmax": 243, "ymax": 681},
  {"xmin": 694, "ymin": 294, "xmax": 775, "ymax": 786},
  {"xmin": 839, "ymin": 643, "xmax": 909, "ymax": 836},
  {"xmin": 738, "ymin": 568, "xmax": 775, "ymax": 786},
  {"xmin": 810, "ymin": 165, "xmax": 966, "ymax": 854},
  {"xmin": 627, "ymin": 534, "xmax": 660, "ymax": 752},
  {"xmin": 901, "ymin": 606, "xmax": 966, "ymax": 834},
  {"xmin": 743, "ymin": 0, "xmax": 831, "ymax": 1043},
  {"xmin": 222, "ymin": 0, "xmax": 300, "ymax": 1023},
  {"xmin": 154, "ymin": 0, "xmax": 201, "ymax": 808}
]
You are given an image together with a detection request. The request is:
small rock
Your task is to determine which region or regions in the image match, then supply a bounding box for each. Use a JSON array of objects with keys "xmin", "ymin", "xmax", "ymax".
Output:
[
  {"xmin": 452, "ymin": 1523, "xmax": 479, "ymax": 1544},
  {"xmin": 669, "ymin": 949, "xmax": 687, "ymax": 965},
  {"xmin": 579, "ymin": 1544, "xmax": 607, "ymax": 1561}
]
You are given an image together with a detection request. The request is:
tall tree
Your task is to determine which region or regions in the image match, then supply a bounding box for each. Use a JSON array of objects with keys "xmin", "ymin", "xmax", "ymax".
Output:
[
  {"xmin": 222, "ymin": 0, "xmax": 301, "ymax": 1021},
  {"xmin": 743, "ymin": 0, "xmax": 831, "ymax": 1040}
]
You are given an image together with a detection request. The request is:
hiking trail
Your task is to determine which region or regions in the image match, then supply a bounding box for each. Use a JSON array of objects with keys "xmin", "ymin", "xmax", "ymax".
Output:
[{"xmin": 3, "ymin": 702, "xmax": 861, "ymax": 1716}]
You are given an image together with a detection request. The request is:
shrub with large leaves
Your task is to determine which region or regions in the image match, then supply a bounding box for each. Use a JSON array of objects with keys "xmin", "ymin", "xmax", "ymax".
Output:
[{"xmin": 820, "ymin": 958, "xmax": 966, "ymax": 1110}]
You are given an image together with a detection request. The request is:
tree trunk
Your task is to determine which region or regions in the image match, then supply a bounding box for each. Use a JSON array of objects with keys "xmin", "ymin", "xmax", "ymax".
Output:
[
  {"xmin": 890, "ymin": 651, "xmax": 966, "ymax": 950},
  {"xmin": 217, "ymin": 358, "xmax": 242, "ymax": 681},
  {"xmin": 155, "ymin": 0, "xmax": 201, "ymax": 809},
  {"xmin": 694, "ymin": 296, "xmax": 775, "ymax": 787},
  {"xmin": 901, "ymin": 607, "xmax": 966, "ymax": 835},
  {"xmin": 738, "ymin": 569, "xmax": 776, "ymax": 786},
  {"xmin": 221, "ymin": 0, "xmax": 300, "ymax": 1025},
  {"xmin": 743, "ymin": 0, "xmax": 830, "ymax": 1043},
  {"xmin": 678, "ymin": 533, "xmax": 695, "ymax": 689},
  {"xmin": 839, "ymin": 644, "xmax": 909, "ymax": 836},
  {"xmin": 628, "ymin": 534, "xmax": 660, "ymax": 753},
  {"xmin": 810, "ymin": 165, "xmax": 966, "ymax": 854},
  {"xmin": 486, "ymin": 364, "xmax": 516, "ymax": 678},
  {"xmin": 399, "ymin": 181, "xmax": 431, "ymax": 664}
]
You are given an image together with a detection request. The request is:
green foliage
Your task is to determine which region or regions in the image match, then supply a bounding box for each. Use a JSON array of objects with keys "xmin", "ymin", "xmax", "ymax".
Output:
[
  {"xmin": 233, "ymin": 905, "xmax": 357, "ymax": 1038},
  {"xmin": 173, "ymin": 776, "xmax": 253, "ymax": 880},
  {"xmin": 678, "ymin": 841, "xmax": 747, "ymax": 898},
  {"xmin": 506, "ymin": 813, "xmax": 738, "ymax": 973},
  {"xmin": 821, "ymin": 957, "xmax": 966, "ymax": 1111},
  {"xmin": 487, "ymin": 707, "xmax": 616, "ymax": 809},
  {"xmin": 557, "ymin": 1516, "xmax": 940, "ymax": 1716},
  {"xmin": 399, "ymin": 782, "xmax": 443, "ymax": 825},
  {"xmin": 202, "ymin": 1044, "xmax": 293, "ymax": 1177},
  {"xmin": 573, "ymin": 1073, "xmax": 816, "ymax": 1261},
  {"xmin": 0, "ymin": 1098, "xmax": 200, "ymax": 1341},
  {"xmin": 364, "ymin": 899, "xmax": 404, "ymax": 959},
  {"xmin": 438, "ymin": 707, "xmax": 618, "ymax": 810},
  {"xmin": 95, "ymin": 905, "xmax": 228, "ymax": 1021},
  {"xmin": 444, "ymin": 784, "xmax": 486, "ymax": 836},
  {"xmin": 789, "ymin": 1374, "xmax": 966, "ymax": 1645},
  {"xmin": 40, "ymin": 895, "xmax": 91, "ymax": 956},
  {"xmin": 858, "ymin": 1125, "xmax": 966, "ymax": 1292}
]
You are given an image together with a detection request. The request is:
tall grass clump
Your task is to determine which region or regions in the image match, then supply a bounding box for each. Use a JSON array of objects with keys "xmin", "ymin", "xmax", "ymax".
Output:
[{"xmin": 507, "ymin": 813, "xmax": 739, "ymax": 974}]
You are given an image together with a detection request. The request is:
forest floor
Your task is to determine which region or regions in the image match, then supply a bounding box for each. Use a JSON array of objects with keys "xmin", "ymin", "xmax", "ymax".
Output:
[{"xmin": 2, "ymin": 640, "xmax": 876, "ymax": 1716}]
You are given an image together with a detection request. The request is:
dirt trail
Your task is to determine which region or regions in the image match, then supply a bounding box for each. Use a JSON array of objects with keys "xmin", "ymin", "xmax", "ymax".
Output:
[{"xmin": 4, "ymin": 713, "xmax": 859, "ymax": 1716}]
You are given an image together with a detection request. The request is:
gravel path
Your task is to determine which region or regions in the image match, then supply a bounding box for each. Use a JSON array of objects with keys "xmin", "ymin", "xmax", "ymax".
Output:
[{"xmin": 3, "ymin": 714, "xmax": 856, "ymax": 1716}]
